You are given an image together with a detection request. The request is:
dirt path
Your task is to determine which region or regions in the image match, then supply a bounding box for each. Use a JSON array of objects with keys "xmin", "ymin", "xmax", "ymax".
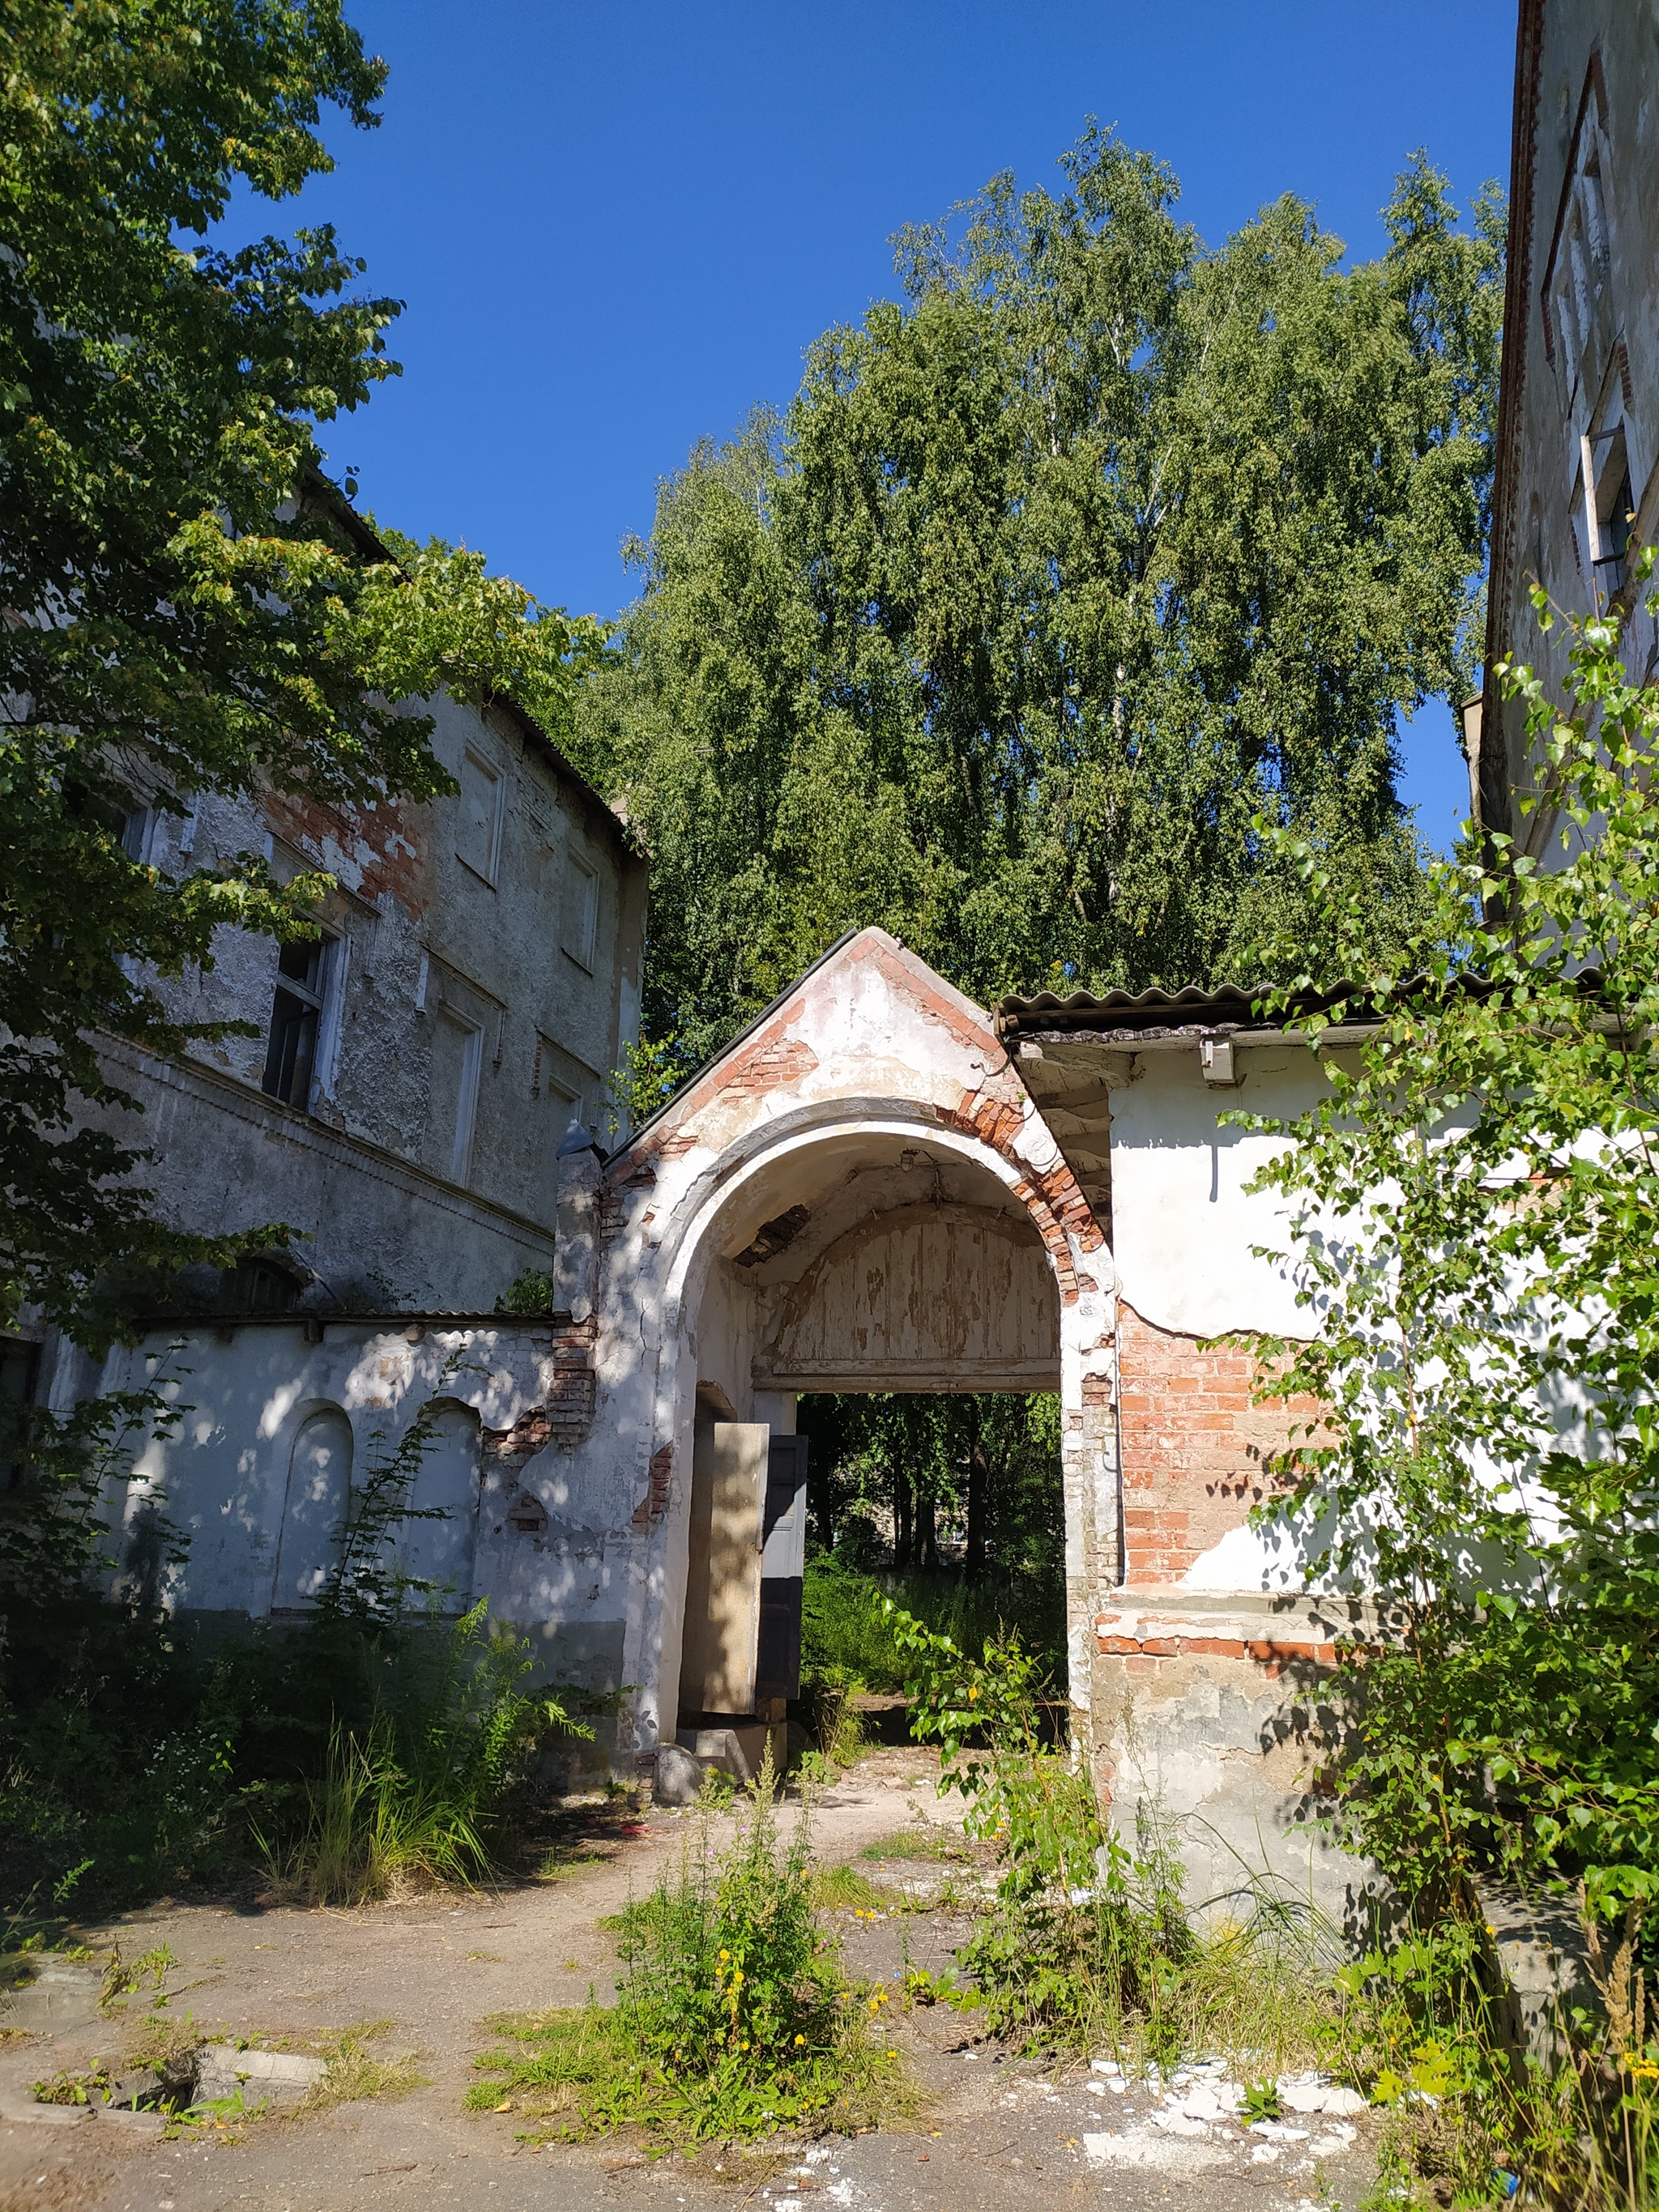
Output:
[{"xmin": 0, "ymin": 1748, "xmax": 1376, "ymax": 2212}]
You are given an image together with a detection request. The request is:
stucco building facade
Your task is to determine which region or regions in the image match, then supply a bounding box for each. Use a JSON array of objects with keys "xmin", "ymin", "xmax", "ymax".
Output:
[
  {"xmin": 1478, "ymin": 0, "xmax": 1659, "ymax": 845},
  {"xmin": 100, "ymin": 931, "xmax": 1370, "ymax": 1909}
]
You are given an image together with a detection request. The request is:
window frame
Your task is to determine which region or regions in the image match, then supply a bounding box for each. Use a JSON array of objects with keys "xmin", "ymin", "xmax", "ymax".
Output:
[
  {"xmin": 561, "ymin": 846, "xmax": 599, "ymax": 973},
  {"xmin": 455, "ymin": 743, "xmax": 506, "ymax": 889},
  {"xmin": 261, "ymin": 932, "xmax": 337, "ymax": 1113}
]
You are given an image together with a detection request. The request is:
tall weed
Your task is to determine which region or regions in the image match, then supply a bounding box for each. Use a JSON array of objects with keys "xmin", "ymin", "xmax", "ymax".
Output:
[
  {"xmin": 254, "ymin": 1602, "xmax": 582, "ymax": 1903},
  {"xmin": 470, "ymin": 1752, "xmax": 906, "ymax": 2143},
  {"xmin": 889, "ymin": 1600, "xmax": 1335, "ymax": 2067},
  {"xmin": 1337, "ymin": 1906, "xmax": 1659, "ymax": 2210}
]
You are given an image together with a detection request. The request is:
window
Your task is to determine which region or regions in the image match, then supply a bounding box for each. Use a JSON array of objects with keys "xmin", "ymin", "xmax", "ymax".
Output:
[
  {"xmin": 532, "ymin": 1032, "xmax": 603, "ymax": 1130},
  {"xmin": 1, "ymin": 1336, "xmax": 39, "ymax": 1494},
  {"xmin": 456, "ymin": 745, "xmax": 505, "ymax": 885},
  {"xmin": 562, "ymin": 848, "xmax": 598, "ymax": 970},
  {"xmin": 1576, "ymin": 423, "xmax": 1636, "ymax": 603},
  {"xmin": 1542, "ymin": 65, "xmax": 1617, "ymax": 420},
  {"xmin": 532, "ymin": 1034, "xmax": 580, "ymax": 1127},
  {"xmin": 391, "ymin": 1400, "xmax": 480, "ymax": 1609},
  {"xmin": 262, "ymin": 936, "xmax": 332, "ymax": 1108},
  {"xmin": 419, "ymin": 957, "xmax": 498, "ymax": 1188},
  {"xmin": 219, "ymin": 1258, "xmax": 304, "ymax": 1315},
  {"xmin": 428, "ymin": 1007, "xmax": 484, "ymax": 1186},
  {"xmin": 1575, "ymin": 422, "xmax": 1645, "ymax": 606}
]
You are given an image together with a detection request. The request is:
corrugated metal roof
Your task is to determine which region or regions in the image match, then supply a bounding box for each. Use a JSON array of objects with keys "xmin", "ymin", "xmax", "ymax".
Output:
[
  {"xmin": 995, "ymin": 969, "xmax": 1589, "ymax": 1041},
  {"xmin": 992, "ymin": 980, "xmax": 1353, "ymax": 1038}
]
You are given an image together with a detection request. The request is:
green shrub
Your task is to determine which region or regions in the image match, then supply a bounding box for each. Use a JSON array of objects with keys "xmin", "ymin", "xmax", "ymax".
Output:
[
  {"xmin": 470, "ymin": 1753, "xmax": 906, "ymax": 2144},
  {"xmin": 801, "ymin": 1554, "xmax": 1063, "ymax": 1695}
]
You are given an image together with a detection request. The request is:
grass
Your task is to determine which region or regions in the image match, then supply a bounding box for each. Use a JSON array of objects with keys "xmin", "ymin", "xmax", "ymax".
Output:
[
  {"xmin": 860, "ymin": 1824, "xmax": 975, "ymax": 1865},
  {"xmin": 310, "ymin": 2027, "xmax": 427, "ymax": 2109},
  {"xmin": 84, "ymin": 2014, "xmax": 432, "ymax": 2137},
  {"xmin": 254, "ymin": 1714, "xmax": 491, "ymax": 1905},
  {"xmin": 467, "ymin": 1997, "xmax": 913, "ymax": 2149},
  {"xmin": 812, "ymin": 1865, "xmax": 885, "ymax": 1912}
]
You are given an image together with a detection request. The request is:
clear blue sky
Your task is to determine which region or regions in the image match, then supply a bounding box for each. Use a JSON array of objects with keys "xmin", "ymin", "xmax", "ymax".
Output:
[{"xmin": 275, "ymin": 0, "xmax": 1518, "ymax": 848}]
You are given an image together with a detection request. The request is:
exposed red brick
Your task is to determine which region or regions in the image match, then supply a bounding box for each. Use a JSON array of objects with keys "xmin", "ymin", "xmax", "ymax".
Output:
[
  {"xmin": 261, "ymin": 788, "xmax": 428, "ymax": 916},
  {"xmin": 632, "ymin": 1442, "xmax": 675, "ymax": 1528},
  {"xmin": 1093, "ymin": 1626, "xmax": 1338, "ymax": 1669},
  {"xmin": 1115, "ymin": 1303, "xmax": 1323, "ymax": 1585}
]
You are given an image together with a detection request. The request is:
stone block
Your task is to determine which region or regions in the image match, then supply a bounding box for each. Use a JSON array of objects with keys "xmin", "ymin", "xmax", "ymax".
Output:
[
  {"xmin": 195, "ymin": 2044, "xmax": 326, "ymax": 2104},
  {"xmin": 653, "ymin": 1743, "xmax": 705, "ymax": 1806}
]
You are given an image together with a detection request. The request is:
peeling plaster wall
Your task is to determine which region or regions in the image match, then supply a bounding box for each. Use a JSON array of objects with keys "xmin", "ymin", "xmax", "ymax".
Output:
[
  {"xmin": 1093, "ymin": 1594, "xmax": 1375, "ymax": 1927},
  {"xmin": 101, "ymin": 1319, "xmax": 644, "ymax": 1701},
  {"xmin": 79, "ymin": 690, "xmax": 645, "ymax": 1315},
  {"xmin": 1080, "ymin": 1039, "xmax": 1379, "ymax": 1912},
  {"xmin": 577, "ymin": 929, "xmax": 1115, "ymax": 1779},
  {"xmin": 1106, "ymin": 1043, "xmax": 1337, "ymax": 1343}
]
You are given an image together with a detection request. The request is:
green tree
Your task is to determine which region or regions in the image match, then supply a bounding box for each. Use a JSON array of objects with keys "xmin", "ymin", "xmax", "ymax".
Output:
[
  {"xmin": 1, "ymin": 2, "xmax": 603, "ymax": 1340},
  {"xmin": 577, "ymin": 128, "xmax": 1502, "ymax": 1076},
  {"xmin": 1233, "ymin": 565, "xmax": 1659, "ymax": 1920},
  {"xmin": 800, "ymin": 1391, "xmax": 1062, "ymax": 1593}
]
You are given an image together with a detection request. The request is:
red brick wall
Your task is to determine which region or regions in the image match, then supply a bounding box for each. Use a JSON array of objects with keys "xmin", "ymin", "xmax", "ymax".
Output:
[{"xmin": 1117, "ymin": 1302, "xmax": 1311, "ymax": 1584}]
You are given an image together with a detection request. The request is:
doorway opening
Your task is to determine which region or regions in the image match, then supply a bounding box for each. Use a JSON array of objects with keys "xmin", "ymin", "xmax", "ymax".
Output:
[{"xmin": 792, "ymin": 1389, "xmax": 1065, "ymax": 1745}]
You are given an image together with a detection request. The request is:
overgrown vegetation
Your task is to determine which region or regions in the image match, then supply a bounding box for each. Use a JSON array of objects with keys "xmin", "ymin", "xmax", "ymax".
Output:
[
  {"xmin": 0, "ymin": 1376, "xmax": 582, "ymax": 1928},
  {"xmin": 1226, "ymin": 572, "xmax": 1659, "ymax": 2206},
  {"xmin": 795, "ymin": 1390, "xmax": 1067, "ymax": 1724},
  {"xmin": 574, "ymin": 134, "xmax": 1499, "ymax": 1079},
  {"xmin": 469, "ymin": 1756, "xmax": 907, "ymax": 2147},
  {"xmin": 252, "ymin": 1604, "xmax": 581, "ymax": 1906},
  {"xmin": 885, "ymin": 1602, "xmax": 1338, "ymax": 2073}
]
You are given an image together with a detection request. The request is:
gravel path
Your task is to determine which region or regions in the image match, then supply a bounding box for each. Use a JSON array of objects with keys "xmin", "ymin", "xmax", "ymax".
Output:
[{"xmin": 0, "ymin": 1749, "xmax": 1377, "ymax": 2212}]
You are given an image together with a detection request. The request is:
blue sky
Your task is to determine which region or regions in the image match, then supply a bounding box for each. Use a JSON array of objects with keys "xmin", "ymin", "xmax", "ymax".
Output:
[{"xmin": 274, "ymin": 1, "xmax": 1517, "ymax": 849}]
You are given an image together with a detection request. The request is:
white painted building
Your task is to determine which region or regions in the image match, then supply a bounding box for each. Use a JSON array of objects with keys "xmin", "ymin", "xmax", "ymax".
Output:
[{"xmin": 102, "ymin": 930, "xmax": 1375, "ymax": 1905}]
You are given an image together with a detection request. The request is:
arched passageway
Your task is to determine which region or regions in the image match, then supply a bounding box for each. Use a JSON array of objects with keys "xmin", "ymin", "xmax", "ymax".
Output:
[{"xmin": 575, "ymin": 930, "xmax": 1116, "ymax": 1783}]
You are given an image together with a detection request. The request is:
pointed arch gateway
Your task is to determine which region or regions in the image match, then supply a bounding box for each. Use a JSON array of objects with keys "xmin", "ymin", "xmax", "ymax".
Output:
[{"xmin": 586, "ymin": 930, "xmax": 1119, "ymax": 1788}]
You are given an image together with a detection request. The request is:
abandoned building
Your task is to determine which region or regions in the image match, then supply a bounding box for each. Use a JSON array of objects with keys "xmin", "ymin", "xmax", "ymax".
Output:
[
  {"xmin": 23, "ymin": 674, "xmax": 646, "ymax": 1432},
  {"xmin": 14, "ymin": 0, "xmax": 1654, "ymax": 1914},
  {"xmin": 1478, "ymin": 0, "xmax": 1659, "ymax": 841},
  {"xmin": 96, "ymin": 927, "xmax": 1376, "ymax": 1907}
]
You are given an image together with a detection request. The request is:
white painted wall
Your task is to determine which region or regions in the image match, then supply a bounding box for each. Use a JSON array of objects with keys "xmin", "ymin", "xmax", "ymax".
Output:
[
  {"xmin": 103, "ymin": 1320, "xmax": 642, "ymax": 1695},
  {"xmin": 1107, "ymin": 1042, "xmax": 1345, "ymax": 1340}
]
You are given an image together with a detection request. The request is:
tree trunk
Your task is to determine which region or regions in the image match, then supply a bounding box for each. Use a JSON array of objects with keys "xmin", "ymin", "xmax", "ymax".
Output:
[
  {"xmin": 966, "ymin": 1438, "xmax": 988, "ymax": 1583},
  {"xmin": 915, "ymin": 1485, "xmax": 939, "ymax": 1571},
  {"xmin": 893, "ymin": 1469, "xmax": 913, "ymax": 1569}
]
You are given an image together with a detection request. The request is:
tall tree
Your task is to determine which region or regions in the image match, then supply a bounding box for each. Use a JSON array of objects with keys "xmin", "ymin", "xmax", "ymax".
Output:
[
  {"xmin": 1, "ymin": 2, "xmax": 599, "ymax": 1340},
  {"xmin": 577, "ymin": 128, "xmax": 1502, "ymax": 1074}
]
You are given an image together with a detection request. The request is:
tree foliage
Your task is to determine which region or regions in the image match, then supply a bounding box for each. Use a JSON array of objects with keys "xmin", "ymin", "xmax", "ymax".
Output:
[
  {"xmin": 800, "ymin": 1390, "xmax": 1062, "ymax": 1588},
  {"xmin": 1234, "ymin": 565, "xmax": 1659, "ymax": 1920},
  {"xmin": 0, "ymin": 1, "xmax": 602, "ymax": 1340},
  {"xmin": 577, "ymin": 127, "xmax": 1503, "ymax": 1072}
]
